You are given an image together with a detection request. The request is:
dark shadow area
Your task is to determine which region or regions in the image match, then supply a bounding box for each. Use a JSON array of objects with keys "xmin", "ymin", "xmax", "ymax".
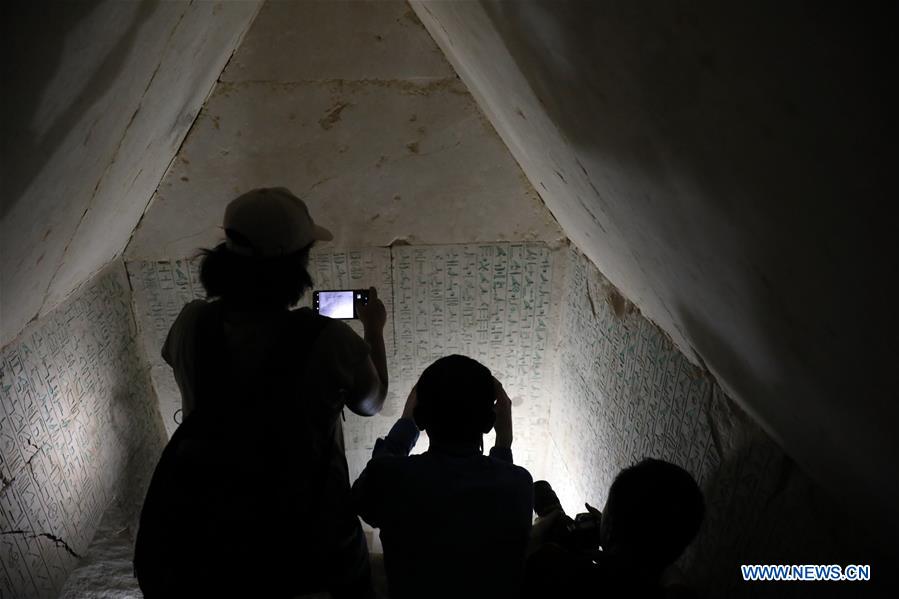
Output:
[
  {"xmin": 0, "ymin": 0, "xmax": 160, "ymax": 218},
  {"xmin": 480, "ymin": 0, "xmax": 897, "ymax": 561},
  {"xmin": 679, "ymin": 304, "xmax": 897, "ymax": 596},
  {"xmin": 693, "ymin": 439, "xmax": 896, "ymax": 597}
]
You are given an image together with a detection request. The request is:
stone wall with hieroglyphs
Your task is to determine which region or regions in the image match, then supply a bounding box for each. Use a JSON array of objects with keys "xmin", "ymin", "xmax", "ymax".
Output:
[
  {"xmin": 0, "ymin": 262, "xmax": 166, "ymax": 599},
  {"xmin": 388, "ymin": 244, "xmax": 556, "ymax": 478},
  {"xmin": 127, "ymin": 242, "xmax": 559, "ymax": 482},
  {"xmin": 124, "ymin": 243, "xmax": 869, "ymax": 595},
  {"xmin": 548, "ymin": 248, "xmax": 861, "ymax": 596}
]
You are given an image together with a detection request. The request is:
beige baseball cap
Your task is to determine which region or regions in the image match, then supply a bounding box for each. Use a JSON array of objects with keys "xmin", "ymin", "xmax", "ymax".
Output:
[{"xmin": 223, "ymin": 187, "xmax": 333, "ymax": 257}]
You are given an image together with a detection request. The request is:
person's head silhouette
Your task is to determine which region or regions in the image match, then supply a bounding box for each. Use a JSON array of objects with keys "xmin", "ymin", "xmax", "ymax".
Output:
[
  {"xmin": 412, "ymin": 355, "xmax": 496, "ymax": 447},
  {"xmin": 600, "ymin": 458, "xmax": 704, "ymax": 574},
  {"xmin": 200, "ymin": 187, "xmax": 332, "ymax": 309}
]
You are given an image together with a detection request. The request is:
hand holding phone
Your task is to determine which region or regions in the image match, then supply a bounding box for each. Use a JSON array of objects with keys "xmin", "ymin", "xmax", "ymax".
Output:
[
  {"xmin": 356, "ymin": 287, "xmax": 386, "ymax": 332},
  {"xmin": 493, "ymin": 377, "xmax": 513, "ymax": 449}
]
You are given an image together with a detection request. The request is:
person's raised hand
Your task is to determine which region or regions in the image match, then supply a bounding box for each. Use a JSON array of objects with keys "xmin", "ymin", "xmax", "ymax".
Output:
[
  {"xmin": 402, "ymin": 384, "xmax": 418, "ymax": 422},
  {"xmin": 356, "ymin": 286, "xmax": 386, "ymax": 332},
  {"xmin": 493, "ymin": 377, "xmax": 513, "ymax": 448}
]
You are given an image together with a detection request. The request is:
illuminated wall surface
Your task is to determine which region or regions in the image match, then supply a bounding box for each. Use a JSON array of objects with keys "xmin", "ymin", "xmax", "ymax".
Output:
[
  {"xmin": 3, "ymin": 252, "xmax": 873, "ymax": 598},
  {"xmin": 129, "ymin": 242, "xmax": 558, "ymax": 483},
  {"xmin": 127, "ymin": 245, "xmax": 871, "ymax": 596},
  {"xmin": 0, "ymin": 263, "xmax": 166, "ymax": 598},
  {"xmin": 548, "ymin": 250, "xmax": 864, "ymax": 595}
]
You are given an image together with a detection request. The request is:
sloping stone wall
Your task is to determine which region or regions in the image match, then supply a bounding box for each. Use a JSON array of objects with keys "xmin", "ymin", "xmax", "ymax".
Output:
[{"xmin": 1, "ymin": 262, "xmax": 166, "ymax": 599}]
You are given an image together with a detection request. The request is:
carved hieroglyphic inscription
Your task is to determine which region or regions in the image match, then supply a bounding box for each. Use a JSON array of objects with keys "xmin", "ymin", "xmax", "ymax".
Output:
[
  {"xmin": 128, "ymin": 243, "xmax": 556, "ymax": 479},
  {"xmin": 387, "ymin": 244, "xmax": 554, "ymax": 475},
  {"xmin": 1, "ymin": 264, "xmax": 161, "ymax": 599}
]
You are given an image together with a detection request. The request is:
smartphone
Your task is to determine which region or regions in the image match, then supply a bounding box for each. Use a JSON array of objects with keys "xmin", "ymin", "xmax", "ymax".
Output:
[{"xmin": 312, "ymin": 289, "xmax": 369, "ymax": 320}]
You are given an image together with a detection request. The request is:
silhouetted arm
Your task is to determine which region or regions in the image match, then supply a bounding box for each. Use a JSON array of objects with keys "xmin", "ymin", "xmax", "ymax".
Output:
[
  {"xmin": 345, "ymin": 356, "xmax": 385, "ymax": 416},
  {"xmin": 352, "ymin": 387, "xmax": 420, "ymax": 525},
  {"xmin": 369, "ymin": 385, "xmax": 420, "ymax": 457},
  {"xmin": 490, "ymin": 378, "xmax": 514, "ymax": 463},
  {"xmin": 373, "ymin": 418, "xmax": 420, "ymax": 458},
  {"xmin": 352, "ymin": 419, "xmax": 418, "ymax": 527},
  {"xmin": 162, "ymin": 300, "xmax": 206, "ymax": 421},
  {"xmin": 351, "ymin": 457, "xmax": 386, "ymax": 527},
  {"xmin": 345, "ymin": 287, "xmax": 388, "ymax": 416}
]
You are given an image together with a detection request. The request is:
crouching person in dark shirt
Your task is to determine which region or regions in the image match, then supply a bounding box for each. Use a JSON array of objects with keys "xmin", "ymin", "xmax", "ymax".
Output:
[
  {"xmin": 351, "ymin": 355, "xmax": 534, "ymax": 599},
  {"xmin": 526, "ymin": 459, "xmax": 705, "ymax": 599}
]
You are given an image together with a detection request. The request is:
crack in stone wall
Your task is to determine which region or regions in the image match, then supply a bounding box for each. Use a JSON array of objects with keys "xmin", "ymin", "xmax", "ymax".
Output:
[
  {"xmin": 0, "ymin": 262, "xmax": 166, "ymax": 599},
  {"xmin": 0, "ymin": 530, "xmax": 81, "ymax": 560}
]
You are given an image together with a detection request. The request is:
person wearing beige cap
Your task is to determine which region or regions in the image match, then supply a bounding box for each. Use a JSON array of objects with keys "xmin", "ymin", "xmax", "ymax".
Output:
[{"xmin": 135, "ymin": 187, "xmax": 387, "ymax": 599}]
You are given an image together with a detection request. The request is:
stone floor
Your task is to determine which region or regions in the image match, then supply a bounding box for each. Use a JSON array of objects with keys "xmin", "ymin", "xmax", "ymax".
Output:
[{"xmin": 58, "ymin": 505, "xmax": 142, "ymax": 599}]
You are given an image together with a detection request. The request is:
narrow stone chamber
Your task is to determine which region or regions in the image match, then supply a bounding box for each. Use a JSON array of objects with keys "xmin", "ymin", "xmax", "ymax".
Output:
[{"xmin": 2, "ymin": 1, "xmax": 891, "ymax": 598}]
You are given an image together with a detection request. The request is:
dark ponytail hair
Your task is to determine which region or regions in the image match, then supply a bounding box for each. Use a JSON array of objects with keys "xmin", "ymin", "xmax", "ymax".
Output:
[{"xmin": 199, "ymin": 242, "xmax": 314, "ymax": 308}]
